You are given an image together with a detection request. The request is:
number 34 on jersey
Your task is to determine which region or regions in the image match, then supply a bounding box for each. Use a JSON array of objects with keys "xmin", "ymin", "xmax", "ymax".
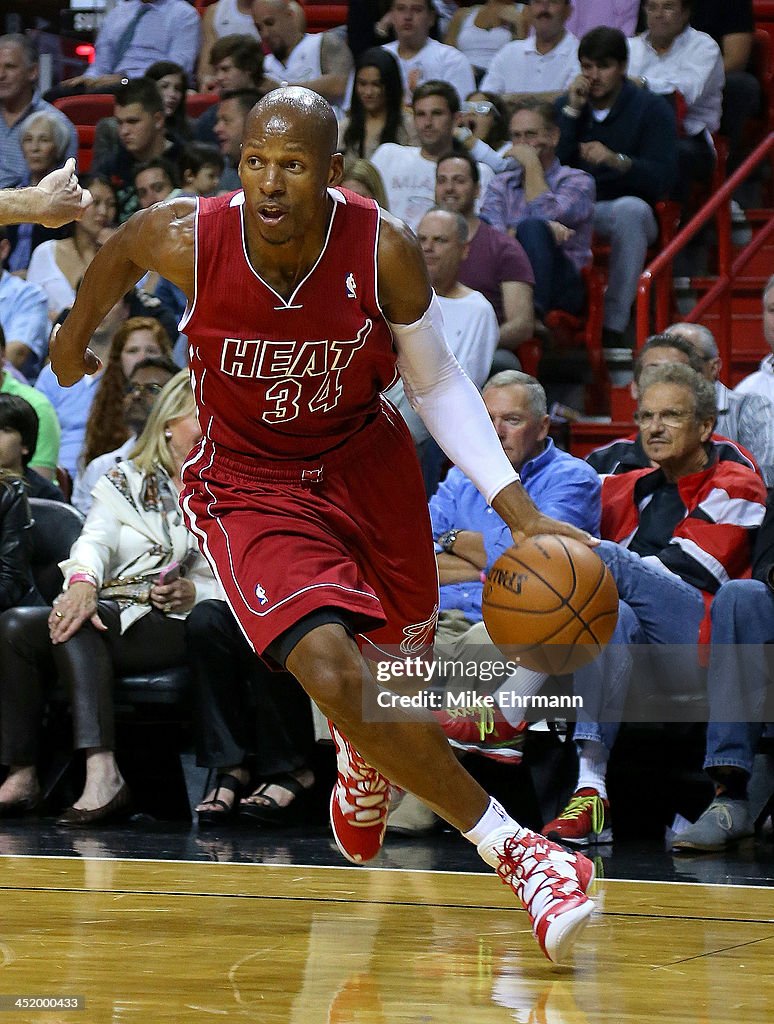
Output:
[{"xmin": 219, "ymin": 320, "xmax": 373, "ymax": 423}]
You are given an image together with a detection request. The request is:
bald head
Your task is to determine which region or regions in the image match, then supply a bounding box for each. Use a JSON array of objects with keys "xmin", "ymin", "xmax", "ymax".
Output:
[{"xmin": 246, "ymin": 87, "xmax": 338, "ymax": 158}]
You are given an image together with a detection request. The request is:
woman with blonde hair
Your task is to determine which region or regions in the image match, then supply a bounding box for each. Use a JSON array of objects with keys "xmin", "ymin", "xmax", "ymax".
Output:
[
  {"xmin": 341, "ymin": 158, "xmax": 389, "ymax": 210},
  {"xmin": 0, "ymin": 371, "xmax": 220, "ymax": 824},
  {"xmin": 79, "ymin": 316, "xmax": 173, "ymax": 472}
]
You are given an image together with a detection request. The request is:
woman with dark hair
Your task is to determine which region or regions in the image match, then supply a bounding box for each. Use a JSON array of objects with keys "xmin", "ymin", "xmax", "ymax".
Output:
[
  {"xmin": 25, "ymin": 174, "xmax": 118, "ymax": 322},
  {"xmin": 145, "ymin": 60, "xmax": 193, "ymax": 143},
  {"xmin": 339, "ymin": 47, "xmax": 418, "ymax": 160},
  {"xmin": 460, "ymin": 90, "xmax": 511, "ymax": 152}
]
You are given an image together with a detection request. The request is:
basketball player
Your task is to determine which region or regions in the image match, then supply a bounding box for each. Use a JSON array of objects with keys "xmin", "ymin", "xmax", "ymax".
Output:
[
  {"xmin": 50, "ymin": 88, "xmax": 595, "ymax": 965},
  {"xmin": 0, "ymin": 159, "xmax": 92, "ymax": 227}
]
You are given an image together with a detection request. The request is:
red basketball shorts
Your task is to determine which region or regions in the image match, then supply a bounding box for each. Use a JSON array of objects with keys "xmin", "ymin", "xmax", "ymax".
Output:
[{"xmin": 180, "ymin": 401, "xmax": 439, "ymax": 660}]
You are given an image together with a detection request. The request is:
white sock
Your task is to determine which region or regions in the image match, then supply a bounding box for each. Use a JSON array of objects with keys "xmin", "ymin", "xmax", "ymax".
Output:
[
  {"xmin": 576, "ymin": 740, "xmax": 609, "ymax": 800},
  {"xmin": 494, "ymin": 667, "xmax": 548, "ymax": 726},
  {"xmin": 463, "ymin": 796, "xmax": 524, "ymax": 846}
]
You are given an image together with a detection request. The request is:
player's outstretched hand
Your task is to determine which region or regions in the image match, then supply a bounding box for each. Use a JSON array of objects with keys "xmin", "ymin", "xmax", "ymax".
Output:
[
  {"xmin": 49, "ymin": 323, "xmax": 103, "ymax": 387},
  {"xmin": 36, "ymin": 158, "xmax": 93, "ymax": 227},
  {"xmin": 512, "ymin": 513, "xmax": 599, "ymax": 548}
]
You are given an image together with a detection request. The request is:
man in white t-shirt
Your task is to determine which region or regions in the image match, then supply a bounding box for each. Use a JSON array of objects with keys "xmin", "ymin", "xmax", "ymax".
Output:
[
  {"xmin": 382, "ymin": 0, "xmax": 475, "ymax": 105},
  {"xmin": 481, "ymin": 0, "xmax": 579, "ymax": 103},
  {"xmin": 371, "ymin": 81, "xmax": 493, "ymax": 231},
  {"xmin": 252, "ymin": 0, "xmax": 353, "ymax": 112},
  {"xmin": 385, "ymin": 208, "xmax": 498, "ymax": 492},
  {"xmin": 735, "ymin": 276, "xmax": 774, "ymax": 405}
]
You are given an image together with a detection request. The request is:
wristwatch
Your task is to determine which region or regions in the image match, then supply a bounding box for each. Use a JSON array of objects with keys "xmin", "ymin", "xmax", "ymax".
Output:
[{"xmin": 437, "ymin": 529, "xmax": 459, "ymax": 553}]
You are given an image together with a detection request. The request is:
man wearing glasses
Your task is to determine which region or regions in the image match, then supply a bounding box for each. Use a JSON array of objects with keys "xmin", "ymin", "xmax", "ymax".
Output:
[
  {"xmin": 71, "ymin": 355, "xmax": 178, "ymax": 514},
  {"xmin": 541, "ymin": 362, "xmax": 767, "ymax": 847}
]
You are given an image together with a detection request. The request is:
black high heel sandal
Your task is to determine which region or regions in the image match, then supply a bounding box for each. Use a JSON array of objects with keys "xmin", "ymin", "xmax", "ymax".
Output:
[
  {"xmin": 239, "ymin": 771, "xmax": 314, "ymax": 827},
  {"xmin": 197, "ymin": 772, "xmax": 246, "ymax": 828}
]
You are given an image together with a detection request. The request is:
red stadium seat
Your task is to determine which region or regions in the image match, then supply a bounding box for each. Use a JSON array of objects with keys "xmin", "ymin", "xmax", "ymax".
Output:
[
  {"xmin": 52, "ymin": 93, "xmax": 115, "ymax": 126},
  {"xmin": 186, "ymin": 92, "xmax": 219, "ymax": 118}
]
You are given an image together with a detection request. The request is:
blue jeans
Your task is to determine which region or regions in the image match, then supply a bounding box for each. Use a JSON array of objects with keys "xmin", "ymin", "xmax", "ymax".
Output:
[
  {"xmin": 515, "ymin": 218, "xmax": 585, "ymax": 317},
  {"xmin": 573, "ymin": 541, "xmax": 706, "ymax": 751},
  {"xmin": 704, "ymin": 579, "xmax": 774, "ymax": 776}
]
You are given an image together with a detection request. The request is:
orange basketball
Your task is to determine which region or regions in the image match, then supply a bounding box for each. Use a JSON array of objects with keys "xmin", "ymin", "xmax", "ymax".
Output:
[{"xmin": 482, "ymin": 535, "xmax": 619, "ymax": 675}]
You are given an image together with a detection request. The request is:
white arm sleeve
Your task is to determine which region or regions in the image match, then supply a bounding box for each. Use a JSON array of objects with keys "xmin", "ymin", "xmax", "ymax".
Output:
[{"xmin": 388, "ymin": 294, "xmax": 519, "ymax": 506}]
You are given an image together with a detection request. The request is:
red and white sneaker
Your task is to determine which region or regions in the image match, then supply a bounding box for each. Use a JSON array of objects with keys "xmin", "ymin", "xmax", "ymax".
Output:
[
  {"xmin": 434, "ymin": 707, "xmax": 527, "ymax": 764},
  {"xmin": 329, "ymin": 723, "xmax": 390, "ymax": 865},
  {"xmin": 542, "ymin": 788, "xmax": 612, "ymax": 846},
  {"xmin": 478, "ymin": 827, "xmax": 595, "ymax": 964}
]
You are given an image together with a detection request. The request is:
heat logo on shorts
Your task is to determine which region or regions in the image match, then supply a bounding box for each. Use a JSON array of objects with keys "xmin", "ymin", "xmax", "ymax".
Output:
[{"xmin": 255, "ymin": 583, "xmax": 269, "ymax": 606}]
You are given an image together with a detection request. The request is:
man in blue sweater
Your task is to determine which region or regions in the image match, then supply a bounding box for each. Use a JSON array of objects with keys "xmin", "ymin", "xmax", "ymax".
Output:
[{"xmin": 556, "ymin": 26, "xmax": 678, "ymax": 354}]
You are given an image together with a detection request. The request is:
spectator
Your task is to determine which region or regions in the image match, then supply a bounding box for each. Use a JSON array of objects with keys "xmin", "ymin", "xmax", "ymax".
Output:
[
  {"xmin": 566, "ymin": 0, "xmax": 641, "ymax": 40},
  {"xmin": 444, "ymin": 1, "xmax": 528, "ymax": 83},
  {"xmin": 25, "ymin": 174, "xmax": 118, "ymax": 322},
  {"xmin": 0, "ymin": 394, "xmax": 63, "ymax": 501},
  {"xmin": 178, "ymin": 142, "xmax": 225, "ymax": 197},
  {"xmin": 458, "ymin": 90, "xmax": 510, "ymax": 151},
  {"xmin": 435, "ymin": 151, "xmax": 535, "ymax": 356},
  {"xmin": 381, "ymin": 0, "xmax": 476, "ymax": 105},
  {"xmin": 557, "ymin": 27, "xmax": 678, "ymax": 352},
  {"xmin": 371, "ymin": 80, "xmax": 494, "ymax": 231},
  {"xmin": 194, "ymin": 35, "xmax": 277, "ymax": 148},
  {"xmin": 0, "ymin": 35, "xmax": 77, "ymax": 190},
  {"xmin": 672, "ymin": 492, "xmax": 774, "ymax": 852},
  {"xmin": 213, "ymin": 89, "xmax": 263, "ymax": 191},
  {"xmin": 6, "ymin": 111, "xmax": 73, "ymax": 275},
  {"xmin": 0, "ymin": 227, "xmax": 49, "ymax": 378},
  {"xmin": 189, "ymin": 599, "xmax": 316, "ymax": 827},
  {"xmin": 338, "ymin": 47, "xmax": 418, "ymax": 160},
  {"xmin": 385, "ymin": 208, "xmax": 499, "ymax": 492},
  {"xmin": 92, "ymin": 60, "xmax": 195, "ymax": 170},
  {"xmin": 480, "ymin": 99, "xmax": 595, "ymax": 323},
  {"xmin": 626, "ymin": 0, "xmax": 724, "ymax": 198},
  {"xmin": 665, "ymin": 322, "xmax": 774, "ymax": 487},
  {"xmin": 691, "ymin": 0, "xmax": 759, "ymax": 176},
  {"xmin": 0, "ymin": 326, "xmax": 60, "ymax": 482},
  {"xmin": 389, "ymin": 370, "xmax": 600, "ymax": 832},
  {"xmin": 544, "ymin": 364, "xmax": 767, "ymax": 846},
  {"xmin": 57, "ymin": 0, "xmax": 201, "ymax": 94},
  {"xmin": 0, "ymin": 372, "xmax": 221, "ymax": 825},
  {"xmin": 252, "ymin": 0, "xmax": 354, "ymax": 114},
  {"xmin": 75, "ymin": 316, "xmax": 174, "ymax": 480},
  {"xmin": 586, "ymin": 332, "xmax": 762, "ymax": 477},
  {"xmin": 341, "ymin": 158, "xmax": 389, "ymax": 208},
  {"xmin": 72, "ymin": 354, "xmax": 178, "ymax": 515},
  {"xmin": 198, "ymin": 0, "xmax": 261, "ymax": 92},
  {"xmin": 93, "ymin": 78, "xmax": 183, "ymax": 223},
  {"xmin": 480, "ymin": 0, "xmax": 579, "ymax": 103},
  {"xmin": 133, "ymin": 157, "xmax": 179, "ymax": 211},
  {"xmin": 35, "ymin": 303, "xmax": 170, "ymax": 478},
  {"xmin": 735, "ymin": 275, "xmax": 774, "ymax": 404}
]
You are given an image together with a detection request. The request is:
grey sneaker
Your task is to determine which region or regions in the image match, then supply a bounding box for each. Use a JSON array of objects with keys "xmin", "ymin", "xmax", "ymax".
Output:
[
  {"xmin": 386, "ymin": 790, "xmax": 442, "ymax": 837},
  {"xmin": 672, "ymin": 797, "xmax": 754, "ymax": 852}
]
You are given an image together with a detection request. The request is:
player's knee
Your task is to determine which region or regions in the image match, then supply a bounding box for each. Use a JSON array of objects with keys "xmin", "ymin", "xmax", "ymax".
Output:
[{"xmin": 287, "ymin": 627, "xmax": 364, "ymax": 712}]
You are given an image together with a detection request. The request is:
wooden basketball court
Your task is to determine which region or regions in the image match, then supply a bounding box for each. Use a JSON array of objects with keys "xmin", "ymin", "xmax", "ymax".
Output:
[{"xmin": 0, "ymin": 853, "xmax": 772, "ymax": 1021}]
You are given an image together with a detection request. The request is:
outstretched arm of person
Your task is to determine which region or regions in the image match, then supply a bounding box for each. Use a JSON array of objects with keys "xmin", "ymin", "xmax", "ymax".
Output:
[
  {"xmin": 377, "ymin": 212, "xmax": 597, "ymax": 546},
  {"xmin": 50, "ymin": 198, "xmax": 196, "ymax": 386},
  {"xmin": 0, "ymin": 160, "xmax": 92, "ymax": 228}
]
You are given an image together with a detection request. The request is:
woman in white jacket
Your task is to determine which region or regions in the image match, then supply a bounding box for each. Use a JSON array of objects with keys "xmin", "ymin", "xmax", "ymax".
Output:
[{"xmin": 0, "ymin": 371, "xmax": 221, "ymax": 824}]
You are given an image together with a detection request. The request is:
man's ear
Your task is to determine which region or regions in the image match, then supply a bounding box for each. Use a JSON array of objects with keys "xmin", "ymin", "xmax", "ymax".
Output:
[{"xmin": 329, "ymin": 152, "xmax": 344, "ymax": 186}]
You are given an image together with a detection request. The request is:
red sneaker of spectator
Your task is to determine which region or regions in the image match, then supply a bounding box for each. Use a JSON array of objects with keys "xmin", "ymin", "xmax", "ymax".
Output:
[
  {"xmin": 329, "ymin": 723, "xmax": 390, "ymax": 865},
  {"xmin": 542, "ymin": 788, "xmax": 612, "ymax": 846},
  {"xmin": 434, "ymin": 706, "xmax": 528, "ymax": 763}
]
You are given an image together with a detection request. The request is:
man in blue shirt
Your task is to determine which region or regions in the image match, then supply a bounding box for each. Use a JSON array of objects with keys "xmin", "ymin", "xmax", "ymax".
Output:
[{"xmin": 388, "ymin": 370, "xmax": 601, "ymax": 833}]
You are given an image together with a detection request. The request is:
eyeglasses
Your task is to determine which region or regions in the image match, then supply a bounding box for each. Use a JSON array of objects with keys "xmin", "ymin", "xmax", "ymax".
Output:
[
  {"xmin": 462, "ymin": 101, "xmax": 496, "ymax": 117},
  {"xmin": 125, "ymin": 382, "xmax": 164, "ymax": 397},
  {"xmin": 644, "ymin": 2, "xmax": 681, "ymax": 14},
  {"xmin": 634, "ymin": 409, "xmax": 694, "ymax": 429}
]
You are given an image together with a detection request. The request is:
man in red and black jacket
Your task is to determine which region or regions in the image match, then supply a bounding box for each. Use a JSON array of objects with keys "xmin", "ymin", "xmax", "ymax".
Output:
[{"xmin": 541, "ymin": 362, "xmax": 767, "ymax": 847}]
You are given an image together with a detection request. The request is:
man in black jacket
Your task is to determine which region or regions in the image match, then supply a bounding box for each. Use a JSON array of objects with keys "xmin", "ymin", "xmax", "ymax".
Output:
[
  {"xmin": 557, "ymin": 27, "xmax": 678, "ymax": 353},
  {"xmin": 673, "ymin": 492, "xmax": 774, "ymax": 853}
]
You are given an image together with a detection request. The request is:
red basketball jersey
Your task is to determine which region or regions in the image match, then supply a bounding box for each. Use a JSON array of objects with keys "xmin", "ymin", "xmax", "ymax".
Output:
[{"xmin": 181, "ymin": 187, "xmax": 398, "ymax": 459}]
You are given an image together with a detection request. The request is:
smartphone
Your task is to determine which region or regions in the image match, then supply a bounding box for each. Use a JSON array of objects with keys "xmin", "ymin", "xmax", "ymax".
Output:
[{"xmin": 157, "ymin": 562, "xmax": 181, "ymax": 585}]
